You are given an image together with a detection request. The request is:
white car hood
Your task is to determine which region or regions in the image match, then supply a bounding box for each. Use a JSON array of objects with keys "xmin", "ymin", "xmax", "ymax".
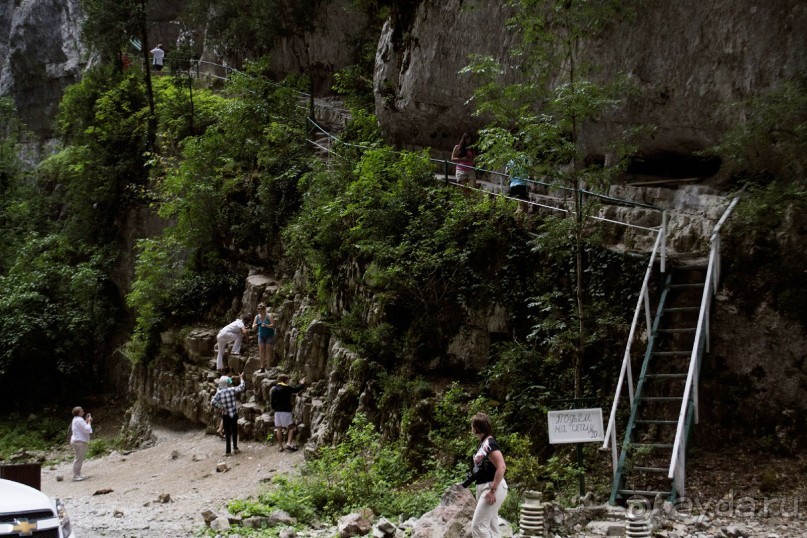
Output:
[{"xmin": 0, "ymin": 479, "xmax": 54, "ymax": 513}]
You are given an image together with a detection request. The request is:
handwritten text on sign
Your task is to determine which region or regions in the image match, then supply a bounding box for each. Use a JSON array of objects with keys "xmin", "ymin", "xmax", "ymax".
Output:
[{"xmin": 547, "ymin": 408, "xmax": 605, "ymax": 444}]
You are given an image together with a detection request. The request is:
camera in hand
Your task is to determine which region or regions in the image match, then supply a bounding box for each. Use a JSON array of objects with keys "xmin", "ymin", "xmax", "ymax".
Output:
[{"xmin": 461, "ymin": 458, "xmax": 490, "ymax": 488}]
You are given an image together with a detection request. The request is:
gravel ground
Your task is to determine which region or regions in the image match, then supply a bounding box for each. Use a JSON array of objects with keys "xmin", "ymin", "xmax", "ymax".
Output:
[
  {"xmin": 37, "ymin": 416, "xmax": 806, "ymax": 538},
  {"xmin": 41, "ymin": 425, "xmax": 303, "ymax": 537}
]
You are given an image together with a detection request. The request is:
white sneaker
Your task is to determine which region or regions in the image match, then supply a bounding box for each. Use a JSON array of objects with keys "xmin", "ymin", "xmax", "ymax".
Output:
[{"xmin": 73, "ymin": 476, "xmax": 86, "ymax": 481}]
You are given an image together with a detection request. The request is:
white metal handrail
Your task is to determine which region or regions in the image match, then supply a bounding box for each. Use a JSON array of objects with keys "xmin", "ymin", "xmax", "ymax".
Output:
[
  {"xmin": 667, "ymin": 197, "xmax": 739, "ymax": 496},
  {"xmin": 601, "ymin": 223, "xmax": 666, "ymax": 474}
]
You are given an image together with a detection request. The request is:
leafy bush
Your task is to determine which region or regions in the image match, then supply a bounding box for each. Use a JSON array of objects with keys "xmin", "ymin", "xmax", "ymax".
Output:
[
  {"xmin": 0, "ymin": 235, "xmax": 117, "ymax": 401},
  {"xmin": 229, "ymin": 414, "xmax": 452, "ymax": 524},
  {"xmin": 710, "ymin": 81, "xmax": 807, "ymax": 186},
  {"xmin": 0, "ymin": 415, "xmax": 68, "ymax": 459},
  {"xmin": 87, "ymin": 438, "xmax": 113, "ymax": 458}
]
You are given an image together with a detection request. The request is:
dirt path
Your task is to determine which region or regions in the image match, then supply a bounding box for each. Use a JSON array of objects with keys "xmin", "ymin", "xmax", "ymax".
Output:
[{"xmin": 42, "ymin": 425, "xmax": 303, "ymax": 537}]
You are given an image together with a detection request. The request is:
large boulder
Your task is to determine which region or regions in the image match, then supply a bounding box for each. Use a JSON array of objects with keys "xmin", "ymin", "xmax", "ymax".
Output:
[{"xmin": 411, "ymin": 484, "xmax": 477, "ymax": 538}]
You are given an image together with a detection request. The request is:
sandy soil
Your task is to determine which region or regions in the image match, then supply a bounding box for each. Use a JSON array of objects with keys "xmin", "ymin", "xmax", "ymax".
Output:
[{"xmin": 42, "ymin": 424, "xmax": 303, "ymax": 537}]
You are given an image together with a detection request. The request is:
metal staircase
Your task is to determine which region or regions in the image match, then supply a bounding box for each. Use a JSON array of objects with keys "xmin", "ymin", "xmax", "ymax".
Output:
[
  {"xmin": 602, "ymin": 197, "xmax": 740, "ymax": 506},
  {"xmin": 609, "ymin": 265, "xmax": 706, "ymax": 503}
]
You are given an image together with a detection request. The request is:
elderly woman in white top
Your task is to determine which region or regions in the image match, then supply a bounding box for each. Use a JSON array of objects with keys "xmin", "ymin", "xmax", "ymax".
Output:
[{"xmin": 70, "ymin": 406, "xmax": 93, "ymax": 481}]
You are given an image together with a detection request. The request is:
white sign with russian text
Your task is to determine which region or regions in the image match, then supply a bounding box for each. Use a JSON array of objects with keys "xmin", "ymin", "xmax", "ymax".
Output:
[{"xmin": 547, "ymin": 408, "xmax": 605, "ymax": 444}]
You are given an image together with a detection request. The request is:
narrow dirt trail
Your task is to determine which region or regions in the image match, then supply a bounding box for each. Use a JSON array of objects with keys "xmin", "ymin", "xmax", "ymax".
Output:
[{"xmin": 41, "ymin": 425, "xmax": 303, "ymax": 537}]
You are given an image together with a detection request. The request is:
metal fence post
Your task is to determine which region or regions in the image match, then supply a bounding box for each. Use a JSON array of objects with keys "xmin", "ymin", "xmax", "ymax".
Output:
[{"xmin": 661, "ymin": 211, "xmax": 667, "ymax": 273}]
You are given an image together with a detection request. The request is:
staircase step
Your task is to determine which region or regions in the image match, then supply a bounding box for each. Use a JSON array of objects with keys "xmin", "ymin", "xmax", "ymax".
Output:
[
  {"xmin": 669, "ymin": 283, "xmax": 704, "ymax": 289},
  {"xmin": 632, "ymin": 443, "xmax": 673, "ymax": 449},
  {"xmin": 658, "ymin": 328, "xmax": 697, "ymax": 333},
  {"xmin": 637, "ymin": 397, "xmax": 682, "ymax": 402},
  {"xmin": 671, "ymin": 263, "xmax": 707, "ymax": 271},
  {"xmin": 652, "ymin": 351, "xmax": 691, "ymax": 357},
  {"xmin": 663, "ymin": 307, "xmax": 699, "ymax": 312},
  {"xmin": 633, "ymin": 466, "xmax": 668, "ymax": 473},
  {"xmin": 635, "ymin": 419, "xmax": 678, "ymax": 424},
  {"xmin": 644, "ymin": 373, "xmax": 687, "ymax": 379},
  {"xmin": 618, "ymin": 489, "xmax": 671, "ymax": 498}
]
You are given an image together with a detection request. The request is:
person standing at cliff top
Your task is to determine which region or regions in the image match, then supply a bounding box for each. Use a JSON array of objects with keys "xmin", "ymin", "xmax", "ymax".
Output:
[
  {"xmin": 150, "ymin": 44, "xmax": 165, "ymax": 72},
  {"xmin": 216, "ymin": 316, "xmax": 251, "ymax": 372},
  {"xmin": 452, "ymin": 132, "xmax": 478, "ymax": 190}
]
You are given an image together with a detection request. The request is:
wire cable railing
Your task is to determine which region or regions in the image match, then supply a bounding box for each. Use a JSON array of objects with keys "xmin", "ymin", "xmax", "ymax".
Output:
[{"xmin": 183, "ymin": 61, "xmax": 681, "ymax": 234}]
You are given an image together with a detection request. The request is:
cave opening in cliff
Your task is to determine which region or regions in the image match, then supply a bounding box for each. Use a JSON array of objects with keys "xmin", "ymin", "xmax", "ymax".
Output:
[{"xmin": 627, "ymin": 151, "xmax": 722, "ymax": 179}]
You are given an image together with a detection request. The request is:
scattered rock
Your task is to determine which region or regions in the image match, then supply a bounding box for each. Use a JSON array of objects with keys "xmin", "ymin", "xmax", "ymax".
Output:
[
  {"xmin": 201, "ymin": 509, "xmax": 218, "ymax": 526},
  {"xmin": 267, "ymin": 510, "xmax": 297, "ymax": 526},
  {"xmin": 113, "ymin": 508, "xmax": 124, "ymax": 518},
  {"xmin": 338, "ymin": 511, "xmax": 373, "ymax": 537},
  {"xmin": 374, "ymin": 516, "xmax": 397, "ymax": 537},
  {"xmin": 723, "ymin": 524, "xmax": 748, "ymax": 538},
  {"xmin": 210, "ymin": 516, "xmax": 230, "ymax": 531},
  {"xmin": 216, "ymin": 461, "xmax": 230, "ymax": 473},
  {"xmin": 579, "ymin": 491, "xmax": 597, "ymax": 507},
  {"xmin": 93, "ymin": 488, "xmax": 114, "ymax": 495},
  {"xmin": 156, "ymin": 493, "xmax": 171, "ymax": 503}
]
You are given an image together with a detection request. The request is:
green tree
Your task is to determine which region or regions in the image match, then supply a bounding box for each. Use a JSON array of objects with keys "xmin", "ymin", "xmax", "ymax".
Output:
[
  {"xmin": 710, "ymin": 80, "xmax": 807, "ymax": 185},
  {"xmin": 0, "ymin": 98, "xmax": 29, "ymax": 270},
  {"xmin": 79, "ymin": 0, "xmax": 156, "ymax": 145},
  {"xmin": 53, "ymin": 68, "xmax": 150, "ymax": 246},
  {"xmin": 0, "ymin": 235, "xmax": 116, "ymax": 404},
  {"xmin": 464, "ymin": 0, "xmax": 640, "ymax": 398},
  {"xmin": 126, "ymin": 66, "xmax": 311, "ymax": 359}
]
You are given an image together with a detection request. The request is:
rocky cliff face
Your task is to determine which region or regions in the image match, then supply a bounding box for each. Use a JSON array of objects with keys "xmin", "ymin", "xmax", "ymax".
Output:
[
  {"xmin": 129, "ymin": 271, "xmax": 374, "ymax": 447},
  {"xmin": 0, "ymin": 0, "xmax": 369, "ymax": 139},
  {"xmin": 9, "ymin": 0, "xmax": 805, "ymax": 162},
  {"xmin": 0, "ymin": 0, "xmax": 87, "ymax": 139},
  {"xmin": 4, "ymin": 0, "xmax": 803, "ymax": 447},
  {"xmin": 264, "ymin": 1, "xmax": 374, "ymax": 95},
  {"xmin": 373, "ymin": 0, "xmax": 519, "ymax": 152},
  {"xmin": 374, "ymin": 0, "xmax": 807, "ymax": 165}
]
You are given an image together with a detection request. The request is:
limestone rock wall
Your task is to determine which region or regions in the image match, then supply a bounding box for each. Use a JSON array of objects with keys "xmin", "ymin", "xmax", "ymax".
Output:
[
  {"xmin": 0, "ymin": 0, "xmax": 87, "ymax": 139},
  {"xmin": 128, "ymin": 272, "xmax": 370, "ymax": 447},
  {"xmin": 374, "ymin": 0, "xmax": 807, "ymax": 159},
  {"xmin": 374, "ymin": 0, "xmax": 518, "ymax": 152},
  {"xmin": 265, "ymin": 1, "xmax": 374, "ymax": 95},
  {"xmin": 9, "ymin": 0, "xmax": 806, "ymax": 162}
]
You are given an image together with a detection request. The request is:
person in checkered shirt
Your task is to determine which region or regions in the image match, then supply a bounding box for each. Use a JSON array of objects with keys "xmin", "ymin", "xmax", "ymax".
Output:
[{"xmin": 211, "ymin": 372, "xmax": 245, "ymax": 456}]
